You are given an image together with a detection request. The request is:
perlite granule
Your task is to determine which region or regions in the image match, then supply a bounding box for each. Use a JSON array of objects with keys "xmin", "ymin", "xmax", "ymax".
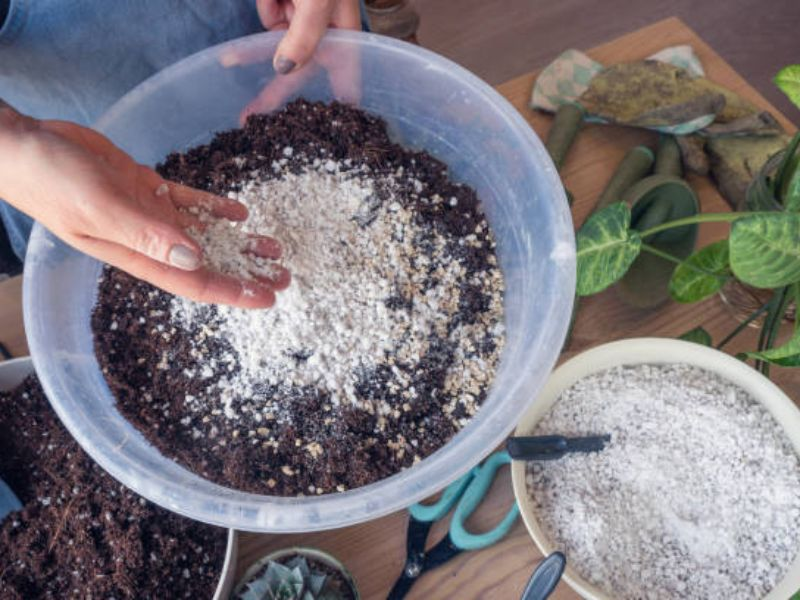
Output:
[{"xmin": 527, "ymin": 363, "xmax": 800, "ymax": 600}]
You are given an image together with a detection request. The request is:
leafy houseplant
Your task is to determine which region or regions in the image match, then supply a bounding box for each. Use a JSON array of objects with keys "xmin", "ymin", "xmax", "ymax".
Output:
[
  {"xmin": 575, "ymin": 132, "xmax": 800, "ymax": 377},
  {"xmin": 234, "ymin": 547, "xmax": 359, "ymax": 600}
]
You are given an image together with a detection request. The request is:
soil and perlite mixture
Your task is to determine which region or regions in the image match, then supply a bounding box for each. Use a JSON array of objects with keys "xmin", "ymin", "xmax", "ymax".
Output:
[
  {"xmin": 527, "ymin": 363, "xmax": 800, "ymax": 600},
  {"xmin": 0, "ymin": 376, "xmax": 227, "ymax": 599},
  {"xmin": 93, "ymin": 100, "xmax": 505, "ymax": 497}
]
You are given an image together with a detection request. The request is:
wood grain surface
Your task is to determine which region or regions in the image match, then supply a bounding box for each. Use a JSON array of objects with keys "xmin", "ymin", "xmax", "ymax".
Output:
[
  {"xmin": 416, "ymin": 0, "xmax": 800, "ymax": 123},
  {"xmin": 0, "ymin": 277, "xmax": 25, "ymax": 358},
  {"xmin": 0, "ymin": 16, "xmax": 797, "ymax": 600}
]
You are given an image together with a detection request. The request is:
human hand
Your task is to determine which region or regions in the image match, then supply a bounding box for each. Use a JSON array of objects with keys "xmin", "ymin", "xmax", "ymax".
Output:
[
  {"xmin": 256, "ymin": 0, "xmax": 361, "ymax": 74},
  {"xmin": 0, "ymin": 105, "xmax": 289, "ymax": 308},
  {"xmin": 221, "ymin": 0, "xmax": 362, "ymax": 123}
]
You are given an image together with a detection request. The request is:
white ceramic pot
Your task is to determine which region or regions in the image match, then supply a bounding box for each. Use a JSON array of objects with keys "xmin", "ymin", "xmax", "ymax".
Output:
[
  {"xmin": 510, "ymin": 338, "xmax": 800, "ymax": 600},
  {"xmin": 0, "ymin": 357, "xmax": 238, "ymax": 600}
]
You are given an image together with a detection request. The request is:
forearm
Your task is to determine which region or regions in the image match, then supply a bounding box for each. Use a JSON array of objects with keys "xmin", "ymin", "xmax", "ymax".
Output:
[{"xmin": 0, "ymin": 99, "xmax": 41, "ymax": 212}]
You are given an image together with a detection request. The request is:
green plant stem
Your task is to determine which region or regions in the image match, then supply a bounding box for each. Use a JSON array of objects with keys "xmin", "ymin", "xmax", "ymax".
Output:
[
  {"xmin": 640, "ymin": 243, "xmax": 684, "ymax": 265},
  {"xmin": 640, "ymin": 243, "xmax": 729, "ymax": 281},
  {"xmin": 715, "ymin": 301, "xmax": 772, "ymax": 350},
  {"xmin": 638, "ymin": 212, "xmax": 751, "ymax": 238},
  {"xmin": 757, "ymin": 287, "xmax": 791, "ymax": 376},
  {"xmin": 762, "ymin": 286, "xmax": 793, "ymax": 377}
]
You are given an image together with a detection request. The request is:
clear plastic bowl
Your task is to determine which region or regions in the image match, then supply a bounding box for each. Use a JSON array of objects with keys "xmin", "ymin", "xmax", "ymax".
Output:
[{"xmin": 23, "ymin": 31, "xmax": 575, "ymax": 532}]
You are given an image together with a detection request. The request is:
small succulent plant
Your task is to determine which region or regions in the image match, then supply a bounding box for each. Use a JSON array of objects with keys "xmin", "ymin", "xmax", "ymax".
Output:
[{"xmin": 238, "ymin": 555, "xmax": 349, "ymax": 600}]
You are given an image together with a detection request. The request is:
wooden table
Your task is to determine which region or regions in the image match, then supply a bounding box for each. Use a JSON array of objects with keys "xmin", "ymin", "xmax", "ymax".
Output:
[
  {"xmin": 235, "ymin": 17, "xmax": 799, "ymax": 600},
  {"xmin": 0, "ymin": 16, "xmax": 796, "ymax": 600}
]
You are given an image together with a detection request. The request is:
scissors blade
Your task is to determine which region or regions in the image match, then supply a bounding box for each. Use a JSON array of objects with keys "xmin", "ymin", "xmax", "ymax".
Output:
[
  {"xmin": 421, "ymin": 533, "xmax": 463, "ymax": 571},
  {"xmin": 406, "ymin": 517, "xmax": 434, "ymax": 557},
  {"xmin": 386, "ymin": 571, "xmax": 418, "ymax": 600}
]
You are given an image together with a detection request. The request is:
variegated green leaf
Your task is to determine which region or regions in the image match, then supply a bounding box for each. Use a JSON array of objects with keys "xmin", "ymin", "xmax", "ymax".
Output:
[
  {"xmin": 576, "ymin": 203, "xmax": 642, "ymax": 296},
  {"xmin": 747, "ymin": 284, "xmax": 800, "ymax": 367},
  {"xmin": 747, "ymin": 327, "xmax": 800, "ymax": 367},
  {"xmin": 729, "ymin": 213, "xmax": 800, "ymax": 288},
  {"xmin": 669, "ymin": 240, "xmax": 730, "ymax": 303},
  {"xmin": 775, "ymin": 65, "xmax": 800, "ymax": 109}
]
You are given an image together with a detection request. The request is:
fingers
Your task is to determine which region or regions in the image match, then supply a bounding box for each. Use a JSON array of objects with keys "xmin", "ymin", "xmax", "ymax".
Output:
[
  {"xmin": 320, "ymin": 40, "xmax": 361, "ymax": 106},
  {"xmin": 252, "ymin": 264, "xmax": 292, "ymax": 290},
  {"xmin": 273, "ymin": 0, "xmax": 336, "ymax": 74},
  {"xmin": 246, "ymin": 235, "xmax": 283, "ymax": 259},
  {"xmin": 97, "ymin": 191, "xmax": 203, "ymax": 271},
  {"xmin": 240, "ymin": 64, "xmax": 316, "ymax": 124},
  {"xmin": 164, "ymin": 182, "xmax": 249, "ymax": 221},
  {"xmin": 76, "ymin": 237, "xmax": 278, "ymax": 309},
  {"xmin": 256, "ymin": 0, "xmax": 288, "ymax": 29}
]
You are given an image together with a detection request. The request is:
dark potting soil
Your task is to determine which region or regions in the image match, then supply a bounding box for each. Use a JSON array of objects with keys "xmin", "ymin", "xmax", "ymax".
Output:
[
  {"xmin": 0, "ymin": 376, "xmax": 228, "ymax": 599},
  {"xmin": 92, "ymin": 99, "xmax": 504, "ymax": 497}
]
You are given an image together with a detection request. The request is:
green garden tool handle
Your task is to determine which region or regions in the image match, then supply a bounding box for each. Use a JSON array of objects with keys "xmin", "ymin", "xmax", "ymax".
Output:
[
  {"xmin": 449, "ymin": 451, "xmax": 519, "ymax": 550},
  {"xmin": 408, "ymin": 466, "xmax": 477, "ymax": 522},
  {"xmin": 595, "ymin": 145, "xmax": 654, "ymax": 211},
  {"xmin": 654, "ymin": 135, "xmax": 683, "ymax": 178},
  {"xmin": 545, "ymin": 103, "xmax": 585, "ymax": 172}
]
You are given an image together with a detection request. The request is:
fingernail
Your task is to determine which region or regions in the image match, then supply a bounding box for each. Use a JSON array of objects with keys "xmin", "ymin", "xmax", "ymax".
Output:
[
  {"xmin": 168, "ymin": 244, "xmax": 201, "ymax": 271},
  {"xmin": 274, "ymin": 56, "xmax": 296, "ymax": 75}
]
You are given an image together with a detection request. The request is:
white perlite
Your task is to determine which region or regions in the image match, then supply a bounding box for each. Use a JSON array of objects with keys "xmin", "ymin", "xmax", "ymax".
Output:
[
  {"xmin": 170, "ymin": 157, "xmax": 504, "ymax": 421},
  {"xmin": 527, "ymin": 363, "xmax": 800, "ymax": 600}
]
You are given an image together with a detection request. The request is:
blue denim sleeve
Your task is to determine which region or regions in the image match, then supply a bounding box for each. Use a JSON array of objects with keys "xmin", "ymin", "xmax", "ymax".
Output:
[{"xmin": 0, "ymin": 0, "xmax": 368, "ymax": 261}]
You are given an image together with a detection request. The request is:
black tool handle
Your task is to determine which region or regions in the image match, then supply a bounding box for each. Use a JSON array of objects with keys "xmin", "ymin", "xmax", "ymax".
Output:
[
  {"xmin": 506, "ymin": 436, "xmax": 567, "ymax": 460},
  {"xmin": 520, "ymin": 552, "xmax": 567, "ymax": 600}
]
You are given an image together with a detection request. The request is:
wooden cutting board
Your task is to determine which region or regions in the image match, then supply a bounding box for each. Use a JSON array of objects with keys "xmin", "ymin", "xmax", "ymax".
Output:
[{"xmin": 235, "ymin": 16, "xmax": 798, "ymax": 600}]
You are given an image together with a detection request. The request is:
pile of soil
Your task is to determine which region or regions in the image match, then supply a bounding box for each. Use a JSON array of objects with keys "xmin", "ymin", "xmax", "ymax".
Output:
[
  {"xmin": 92, "ymin": 99, "xmax": 504, "ymax": 497},
  {"xmin": 0, "ymin": 375, "xmax": 228, "ymax": 599}
]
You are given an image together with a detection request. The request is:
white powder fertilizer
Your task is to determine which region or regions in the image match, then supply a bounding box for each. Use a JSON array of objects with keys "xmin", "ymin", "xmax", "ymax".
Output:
[
  {"xmin": 171, "ymin": 157, "xmax": 504, "ymax": 422},
  {"xmin": 527, "ymin": 363, "xmax": 800, "ymax": 600}
]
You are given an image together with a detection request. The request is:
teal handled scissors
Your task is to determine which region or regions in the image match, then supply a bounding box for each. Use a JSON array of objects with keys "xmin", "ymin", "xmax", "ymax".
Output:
[{"xmin": 387, "ymin": 450, "xmax": 519, "ymax": 600}]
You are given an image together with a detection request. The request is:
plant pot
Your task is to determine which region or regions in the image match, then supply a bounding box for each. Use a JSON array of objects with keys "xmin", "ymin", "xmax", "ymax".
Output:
[
  {"xmin": 232, "ymin": 547, "xmax": 359, "ymax": 600},
  {"xmin": 0, "ymin": 357, "xmax": 238, "ymax": 600},
  {"xmin": 510, "ymin": 338, "xmax": 800, "ymax": 600},
  {"xmin": 720, "ymin": 148, "xmax": 797, "ymax": 328},
  {"xmin": 718, "ymin": 279, "xmax": 796, "ymax": 328}
]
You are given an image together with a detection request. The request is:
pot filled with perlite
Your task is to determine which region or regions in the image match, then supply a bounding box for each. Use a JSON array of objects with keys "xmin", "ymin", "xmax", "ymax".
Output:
[
  {"xmin": 511, "ymin": 338, "xmax": 800, "ymax": 600},
  {"xmin": 23, "ymin": 30, "xmax": 575, "ymax": 532}
]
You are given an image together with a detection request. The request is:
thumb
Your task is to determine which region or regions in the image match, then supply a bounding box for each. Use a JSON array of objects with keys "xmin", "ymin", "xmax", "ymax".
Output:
[{"xmin": 273, "ymin": 0, "xmax": 335, "ymax": 74}]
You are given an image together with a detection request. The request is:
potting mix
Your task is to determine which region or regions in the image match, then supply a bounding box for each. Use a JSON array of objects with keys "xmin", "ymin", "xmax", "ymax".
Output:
[
  {"xmin": 0, "ymin": 376, "xmax": 228, "ymax": 599},
  {"xmin": 92, "ymin": 100, "xmax": 506, "ymax": 496}
]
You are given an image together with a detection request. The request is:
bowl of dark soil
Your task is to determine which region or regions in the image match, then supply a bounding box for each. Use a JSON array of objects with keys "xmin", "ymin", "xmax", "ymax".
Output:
[
  {"xmin": 24, "ymin": 30, "xmax": 575, "ymax": 531},
  {"xmin": 233, "ymin": 547, "xmax": 359, "ymax": 600},
  {"xmin": 0, "ymin": 358, "xmax": 238, "ymax": 599},
  {"xmin": 510, "ymin": 338, "xmax": 800, "ymax": 600}
]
